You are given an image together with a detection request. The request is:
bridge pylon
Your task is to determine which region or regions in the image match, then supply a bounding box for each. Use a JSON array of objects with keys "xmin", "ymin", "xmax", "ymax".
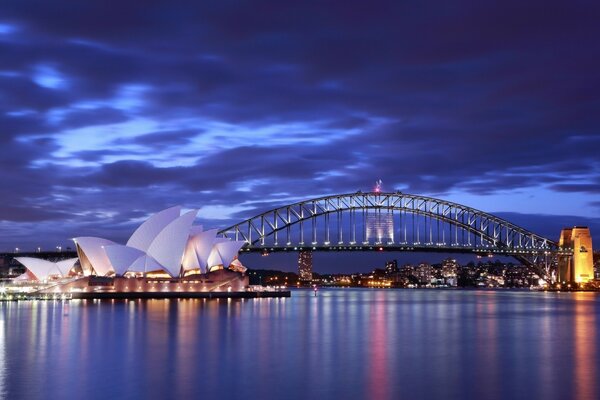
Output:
[{"xmin": 557, "ymin": 227, "xmax": 594, "ymax": 284}]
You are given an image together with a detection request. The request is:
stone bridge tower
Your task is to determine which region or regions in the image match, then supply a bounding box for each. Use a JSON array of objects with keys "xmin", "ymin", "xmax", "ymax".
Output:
[{"xmin": 558, "ymin": 227, "xmax": 594, "ymax": 283}]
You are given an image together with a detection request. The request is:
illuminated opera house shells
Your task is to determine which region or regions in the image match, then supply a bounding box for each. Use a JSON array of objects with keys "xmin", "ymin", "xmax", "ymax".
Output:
[
  {"xmin": 72, "ymin": 206, "xmax": 246, "ymax": 278},
  {"xmin": 14, "ymin": 257, "xmax": 79, "ymax": 282}
]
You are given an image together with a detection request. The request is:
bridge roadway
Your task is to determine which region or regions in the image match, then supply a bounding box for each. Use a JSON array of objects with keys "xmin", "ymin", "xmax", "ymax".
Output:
[{"xmin": 240, "ymin": 243, "xmax": 571, "ymax": 257}]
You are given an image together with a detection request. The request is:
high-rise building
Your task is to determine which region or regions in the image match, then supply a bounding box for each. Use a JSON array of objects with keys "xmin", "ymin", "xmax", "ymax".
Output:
[
  {"xmin": 298, "ymin": 250, "xmax": 313, "ymax": 281},
  {"xmin": 415, "ymin": 263, "xmax": 435, "ymax": 285},
  {"xmin": 366, "ymin": 211, "xmax": 394, "ymax": 243},
  {"xmin": 558, "ymin": 227, "xmax": 594, "ymax": 283},
  {"xmin": 441, "ymin": 258, "xmax": 458, "ymax": 286},
  {"xmin": 385, "ymin": 260, "xmax": 399, "ymax": 275}
]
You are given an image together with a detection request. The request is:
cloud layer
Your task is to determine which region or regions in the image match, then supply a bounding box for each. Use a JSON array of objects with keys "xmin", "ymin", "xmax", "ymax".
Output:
[{"xmin": 0, "ymin": 1, "xmax": 598, "ymax": 258}]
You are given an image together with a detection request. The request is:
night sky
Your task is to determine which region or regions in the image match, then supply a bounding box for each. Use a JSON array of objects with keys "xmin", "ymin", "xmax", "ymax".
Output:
[{"xmin": 1, "ymin": 1, "xmax": 599, "ymax": 271}]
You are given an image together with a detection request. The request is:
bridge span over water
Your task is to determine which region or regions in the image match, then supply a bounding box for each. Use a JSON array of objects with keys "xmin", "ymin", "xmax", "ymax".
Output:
[{"xmin": 218, "ymin": 192, "xmax": 576, "ymax": 270}]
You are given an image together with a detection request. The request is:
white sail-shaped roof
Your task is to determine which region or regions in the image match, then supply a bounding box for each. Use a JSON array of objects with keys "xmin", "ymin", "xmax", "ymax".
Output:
[
  {"xmin": 127, "ymin": 256, "xmax": 147, "ymax": 272},
  {"xmin": 127, "ymin": 254, "xmax": 166, "ymax": 273},
  {"xmin": 194, "ymin": 229, "xmax": 219, "ymax": 272},
  {"xmin": 214, "ymin": 240, "xmax": 246, "ymax": 269},
  {"xmin": 104, "ymin": 245, "xmax": 146, "ymax": 276},
  {"xmin": 190, "ymin": 225, "xmax": 203, "ymax": 235},
  {"xmin": 206, "ymin": 237, "xmax": 229, "ymax": 270},
  {"xmin": 68, "ymin": 207, "xmax": 248, "ymax": 278},
  {"xmin": 55, "ymin": 258, "xmax": 78, "ymax": 276},
  {"xmin": 181, "ymin": 224, "xmax": 206, "ymax": 271},
  {"xmin": 146, "ymin": 209, "xmax": 198, "ymax": 277},
  {"xmin": 182, "ymin": 238, "xmax": 201, "ymax": 271},
  {"xmin": 74, "ymin": 237, "xmax": 117, "ymax": 276},
  {"xmin": 182, "ymin": 228, "xmax": 219, "ymax": 273},
  {"xmin": 14, "ymin": 257, "xmax": 61, "ymax": 281},
  {"xmin": 206, "ymin": 247, "xmax": 223, "ymax": 270},
  {"xmin": 126, "ymin": 206, "xmax": 181, "ymax": 252}
]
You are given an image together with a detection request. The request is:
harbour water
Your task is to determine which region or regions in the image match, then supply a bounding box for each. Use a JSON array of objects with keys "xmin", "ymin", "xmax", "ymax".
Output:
[{"xmin": 1, "ymin": 289, "xmax": 599, "ymax": 400}]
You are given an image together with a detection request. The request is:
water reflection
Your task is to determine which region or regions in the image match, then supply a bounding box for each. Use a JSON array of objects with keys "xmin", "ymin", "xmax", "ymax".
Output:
[
  {"xmin": 367, "ymin": 291, "xmax": 390, "ymax": 400},
  {"xmin": 0, "ymin": 314, "xmax": 5, "ymax": 398},
  {"xmin": 574, "ymin": 293, "xmax": 598, "ymax": 400},
  {"xmin": 1, "ymin": 290, "xmax": 599, "ymax": 400}
]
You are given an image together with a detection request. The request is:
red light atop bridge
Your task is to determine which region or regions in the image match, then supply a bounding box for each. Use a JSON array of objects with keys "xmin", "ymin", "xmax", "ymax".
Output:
[{"xmin": 374, "ymin": 179, "xmax": 382, "ymax": 193}]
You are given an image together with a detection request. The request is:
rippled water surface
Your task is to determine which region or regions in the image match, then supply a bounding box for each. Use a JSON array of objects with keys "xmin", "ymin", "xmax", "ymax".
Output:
[{"xmin": 1, "ymin": 289, "xmax": 600, "ymax": 400}]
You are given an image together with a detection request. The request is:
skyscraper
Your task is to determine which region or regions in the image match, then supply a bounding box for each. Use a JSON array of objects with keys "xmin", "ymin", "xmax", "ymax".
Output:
[{"xmin": 298, "ymin": 250, "xmax": 313, "ymax": 282}]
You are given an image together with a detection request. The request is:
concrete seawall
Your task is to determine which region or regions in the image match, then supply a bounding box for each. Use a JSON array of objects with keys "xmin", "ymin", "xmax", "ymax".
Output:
[{"xmin": 71, "ymin": 290, "xmax": 291, "ymax": 300}]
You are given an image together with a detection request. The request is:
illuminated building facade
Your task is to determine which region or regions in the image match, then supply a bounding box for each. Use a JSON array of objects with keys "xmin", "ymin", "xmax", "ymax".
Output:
[
  {"xmin": 366, "ymin": 211, "xmax": 394, "ymax": 243},
  {"xmin": 298, "ymin": 250, "xmax": 313, "ymax": 281},
  {"xmin": 415, "ymin": 263, "xmax": 435, "ymax": 285},
  {"xmin": 558, "ymin": 227, "xmax": 594, "ymax": 283},
  {"xmin": 385, "ymin": 260, "xmax": 399, "ymax": 275}
]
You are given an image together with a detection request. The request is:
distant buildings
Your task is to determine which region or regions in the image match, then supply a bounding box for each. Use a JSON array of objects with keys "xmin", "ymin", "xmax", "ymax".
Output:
[
  {"xmin": 298, "ymin": 250, "xmax": 313, "ymax": 281},
  {"xmin": 348, "ymin": 258, "xmax": 537, "ymax": 288},
  {"xmin": 385, "ymin": 260, "xmax": 399, "ymax": 275},
  {"xmin": 414, "ymin": 263, "xmax": 435, "ymax": 285},
  {"xmin": 246, "ymin": 256, "xmax": 587, "ymax": 290},
  {"xmin": 440, "ymin": 259, "xmax": 458, "ymax": 287}
]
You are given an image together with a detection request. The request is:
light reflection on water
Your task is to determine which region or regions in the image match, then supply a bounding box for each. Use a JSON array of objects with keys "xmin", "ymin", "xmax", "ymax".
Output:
[{"xmin": 1, "ymin": 289, "xmax": 599, "ymax": 400}]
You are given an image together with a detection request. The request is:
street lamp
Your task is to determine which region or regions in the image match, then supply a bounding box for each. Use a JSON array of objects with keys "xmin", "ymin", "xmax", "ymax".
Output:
[{"xmin": 56, "ymin": 246, "xmax": 62, "ymax": 253}]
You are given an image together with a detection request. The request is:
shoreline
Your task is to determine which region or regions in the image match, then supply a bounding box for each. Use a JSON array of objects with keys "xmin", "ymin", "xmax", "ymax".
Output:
[{"xmin": 0, "ymin": 290, "xmax": 291, "ymax": 301}]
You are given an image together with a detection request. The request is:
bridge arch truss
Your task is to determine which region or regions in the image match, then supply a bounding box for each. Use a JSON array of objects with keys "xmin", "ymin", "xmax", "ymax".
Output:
[{"xmin": 219, "ymin": 192, "xmax": 566, "ymax": 264}]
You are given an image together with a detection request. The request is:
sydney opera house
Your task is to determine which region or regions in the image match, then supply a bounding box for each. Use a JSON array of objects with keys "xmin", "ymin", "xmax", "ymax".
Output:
[
  {"xmin": 13, "ymin": 257, "xmax": 79, "ymax": 282},
  {"xmin": 10, "ymin": 206, "xmax": 255, "ymax": 298}
]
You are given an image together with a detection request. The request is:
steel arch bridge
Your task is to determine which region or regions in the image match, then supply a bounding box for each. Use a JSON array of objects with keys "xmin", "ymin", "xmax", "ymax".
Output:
[{"xmin": 218, "ymin": 192, "xmax": 571, "ymax": 267}]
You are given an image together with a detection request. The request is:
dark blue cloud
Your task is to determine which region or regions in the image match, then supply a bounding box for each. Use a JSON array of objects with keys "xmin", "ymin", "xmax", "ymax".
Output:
[{"xmin": 0, "ymin": 0, "xmax": 598, "ymax": 263}]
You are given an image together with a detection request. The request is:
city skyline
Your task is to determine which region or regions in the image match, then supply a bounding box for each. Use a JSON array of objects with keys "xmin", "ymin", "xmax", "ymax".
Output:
[{"xmin": 1, "ymin": 1, "xmax": 599, "ymax": 256}]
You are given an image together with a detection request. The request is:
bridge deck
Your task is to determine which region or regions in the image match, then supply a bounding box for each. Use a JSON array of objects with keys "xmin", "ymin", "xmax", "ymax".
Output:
[{"xmin": 241, "ymin": 244, "xmax": 571, "ymax": 256}]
